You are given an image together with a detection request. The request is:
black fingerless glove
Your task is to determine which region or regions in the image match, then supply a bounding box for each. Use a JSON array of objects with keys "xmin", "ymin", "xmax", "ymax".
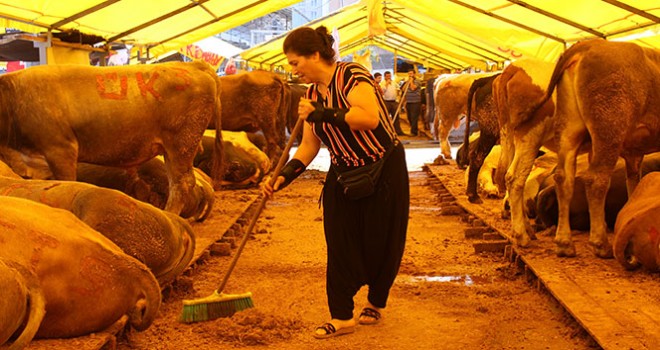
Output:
[
  {"xmin": 278, "ymin": 158, "xmax": 306, "ymax": 190},
  {"xmin": 307, "ymin": 101, "xmax": 349, "ymax": 127}
]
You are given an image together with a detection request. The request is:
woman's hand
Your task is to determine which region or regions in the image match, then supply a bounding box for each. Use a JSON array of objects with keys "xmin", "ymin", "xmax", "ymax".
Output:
[
  {"xmin": 261, "ymin": 175, "xmax": 286, "ymax": 198},
  {"xmin": 298, "ymin": 98, "xmax": 316, "ymax": 121}
]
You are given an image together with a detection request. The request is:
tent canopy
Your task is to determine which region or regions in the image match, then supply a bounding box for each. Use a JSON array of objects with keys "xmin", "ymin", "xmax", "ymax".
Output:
[
  {"xmin": 0, "ymin": 0, "xmax": 301, "ymax": 59},
  {"xmin": 1, "ymin": 0, "xmax": 658, "ymax": 70},
  {"xmin": 241, "ymin": 0, "xmax": 660, "ymax": 71}
]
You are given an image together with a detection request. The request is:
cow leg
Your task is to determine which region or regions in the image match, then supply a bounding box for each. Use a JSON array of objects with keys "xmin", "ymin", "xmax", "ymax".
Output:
[
  {"xmin": 582, "ymin": 150, "xmax": 618, "ymax": 258},
  {"xmin": 495, "ymin": 126, "xmax": 513, "ymax": 194},
  {"xmin": 42, "ymin": 145, "xmax": 79, "ymax": 180},
  {"xmin": 466, "ymin": 134, "xmax": 497, "ymax": 203},
  {"xmin": 438, "ymin": 117, "xmax": 454, "ymax": 160},
  {"xmin": 162, "ymin": 152, "xmax": 197, "ymax": 216},
  {"xmin": 623, "ymin": 155, "xmax": 643, "ymax": 197},
  {"xmin": 505, "ymin": 140, "xmax": 539, "ymax": 247}
]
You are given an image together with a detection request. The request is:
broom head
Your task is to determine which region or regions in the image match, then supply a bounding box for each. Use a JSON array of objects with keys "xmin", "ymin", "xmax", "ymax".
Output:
[{"xmin": 180, "ymin": 291, "xmax": 254, "ymax": 323}]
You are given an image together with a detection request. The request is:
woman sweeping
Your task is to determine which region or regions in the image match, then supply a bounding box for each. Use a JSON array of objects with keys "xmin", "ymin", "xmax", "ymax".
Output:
[{"xmin": 263, "ymin": 26, "xmax": 409, "ymax": 339}]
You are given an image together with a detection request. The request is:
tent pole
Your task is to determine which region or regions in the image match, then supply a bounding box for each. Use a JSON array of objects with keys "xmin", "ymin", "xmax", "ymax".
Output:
[{"xmin": 393, "ymin": 49, "xmax": 397, "ymax": 76}]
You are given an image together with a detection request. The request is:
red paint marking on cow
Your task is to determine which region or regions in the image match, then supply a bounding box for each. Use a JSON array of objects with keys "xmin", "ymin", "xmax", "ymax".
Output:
[
  {"xmin": 76, "ymin": 255, "xmax": 114, "ymax": 296},
  {"xmin": 136, "ymin": 72, "xmax": 162, "ymax": 100},
  {"xmin": 0, "ymin": 182, "xmax": 27, "ymax": 195},
  {"xmin": 172, "ymin": 68, "xmax": 192, "ymax": 91},
  {"xmin": 96, "ymin": 73, "xmax": 128, "ymax": 100}
]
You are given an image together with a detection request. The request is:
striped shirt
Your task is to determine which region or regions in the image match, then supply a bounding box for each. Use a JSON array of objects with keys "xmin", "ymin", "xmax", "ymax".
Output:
[{"xmin": 305, "ymin": 62, "xmax": 397, "ymax": 171}]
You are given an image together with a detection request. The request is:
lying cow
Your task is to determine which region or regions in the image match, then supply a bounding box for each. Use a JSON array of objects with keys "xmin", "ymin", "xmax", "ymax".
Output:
[
  {"xmin": 0, "ymin": 258, "xmax": 45, "ymax": 350},
  {"xmin": 76, "ymin": 157, "xmax": 215, "ymax": 222},
  {"xmin": 535, "ymin": 153, "xmax": 660, "ymax": 232},
  {"xmin": 212, "ymin": 70, "xmax": 289, "ymax": 166},
  {"xmin": 531, "ymin": 39, "xmax": 660, "ymax": 258},
  {"xmin": 0, "ymin": 173, "xmax": 196, "ymax": 286},
  {"xmin": 0, "ymin": 61, "xmax": 223, "ymax": 216},
  {"xmin": 614, "ymin": 172, "xmax": 660, "ymax": 272},
  {"xmin": 457, "ymin": 133, "xmax": 501, "ymax": 199},
  {"xmin": 0, "ymin": 197, "xmax": 161, "ymax": 338},
  {"xmin": 195, "ymin": 130, "xmax": 271, "ymax": 188}
]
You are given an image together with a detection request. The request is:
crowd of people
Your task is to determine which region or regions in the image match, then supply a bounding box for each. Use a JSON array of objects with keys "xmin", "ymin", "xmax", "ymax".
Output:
[{"xmin": 373, "ymin": 69, "xmax": 432, "ymax": 137}]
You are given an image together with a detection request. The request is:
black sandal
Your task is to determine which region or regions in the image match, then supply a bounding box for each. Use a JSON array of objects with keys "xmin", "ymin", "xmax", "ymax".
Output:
[
  {"xmin": 358, "ymin": 307, "xmax": 381, "ymax": 325},
  {"xmin": 313, "ymin": 322, "xmax": 355, "ymax": 339}
]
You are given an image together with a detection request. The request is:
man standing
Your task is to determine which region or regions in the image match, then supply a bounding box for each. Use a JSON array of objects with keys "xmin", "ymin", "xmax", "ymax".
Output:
[
  {"xmin": 382, "ymin": 71, "xmax": 405, "ymax": 136},
  {"xmin": 373, "ymin": 72, "xmax": 384, "ymax": 96},
  {"xmin": 404, "ymin": 70, "xmax": 422, "ymax": 136}
]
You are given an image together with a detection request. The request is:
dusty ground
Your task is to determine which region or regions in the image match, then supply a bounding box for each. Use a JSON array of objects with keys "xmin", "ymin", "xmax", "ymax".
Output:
[{"xmin": 112, "ymin": 167, "xmax": 598, "ymax": 350}]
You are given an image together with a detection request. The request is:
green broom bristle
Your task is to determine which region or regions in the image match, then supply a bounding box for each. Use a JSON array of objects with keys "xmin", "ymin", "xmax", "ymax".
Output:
[{"xmin": 180, "ymin": 291, "xmax": 254, "ymax": 323}]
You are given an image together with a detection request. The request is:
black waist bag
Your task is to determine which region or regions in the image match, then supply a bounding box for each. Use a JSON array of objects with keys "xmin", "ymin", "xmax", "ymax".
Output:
[{"xmin": 334, "ymin": 141, "xmax": 397, "ymax": 200}]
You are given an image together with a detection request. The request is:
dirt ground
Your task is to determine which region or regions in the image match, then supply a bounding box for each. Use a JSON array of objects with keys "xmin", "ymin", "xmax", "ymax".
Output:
[{"xmin": 112, "ymin": 167, "xmax": 598, "ymax": 350}]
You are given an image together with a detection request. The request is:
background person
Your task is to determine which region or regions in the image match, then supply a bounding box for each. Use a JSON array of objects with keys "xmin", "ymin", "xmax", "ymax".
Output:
[
  {"xmin": 382, "ymin": 71, "xmax": 404, "ymax": 135},
  {"xmin": 263, "ymin": 26, "xmax": 409, "ymax": 340},
  {"xmin": 403, "ymin": 70, "xmax": 422, "ymax": 136}
]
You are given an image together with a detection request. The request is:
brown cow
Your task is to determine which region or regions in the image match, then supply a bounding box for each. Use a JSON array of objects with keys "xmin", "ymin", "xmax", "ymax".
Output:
[
  {"xmin": 0, "ymin": 61, "xmax": 223, "ymax": 215},
  {"xmin": 0, "ymin": 175, "xmax": 196, "ymax": 286},
  {"xmin": 531, "ymin": 39, "xmax": 660, "ymax": 258},
  {"xmin": 492, "ymin": 57, "xmax": 558, "ymax": 248},
  {"xmin": 0, "ymin": 197, "xmax": 161, "ymax": 338},
  {"xmin": 76, "ymin": 157, "xmax": 215, "ymax": 222},
  {"xmin": 614, "ymin": 172, "xmax": 660, "ymax": 272},
  {"xmin": 210, "ymin": 70, "xmax": 289, "ymax": 166},
  {"xmin": 0, "ymin": 258, "xmax": 45, "ymax": 350}
]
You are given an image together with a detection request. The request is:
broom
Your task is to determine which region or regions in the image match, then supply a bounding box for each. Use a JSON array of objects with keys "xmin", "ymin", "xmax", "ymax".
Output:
[{"xmin": 180, "ymin": 117, "xmax": 305, "ymax": 323}]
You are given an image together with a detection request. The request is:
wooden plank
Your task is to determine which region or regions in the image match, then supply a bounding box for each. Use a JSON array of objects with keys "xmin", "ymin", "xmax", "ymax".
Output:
[{"xmin": 426, "ymin": 163, "xmax": 660, "ymax": 350}]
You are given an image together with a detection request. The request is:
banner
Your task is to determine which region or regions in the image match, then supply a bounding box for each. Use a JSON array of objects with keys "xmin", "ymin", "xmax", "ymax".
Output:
[{"xmin": 179, "ymin": 44, "xmax": 225, "ymax": 70}]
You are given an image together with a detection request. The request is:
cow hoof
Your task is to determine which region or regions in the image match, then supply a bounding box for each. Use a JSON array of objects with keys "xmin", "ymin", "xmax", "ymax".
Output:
[
  {"xmin": 555, "ymin": 243, "xmax": 577, "ymax": 257},
  {"xmin": 467, "ymin": 195, "xmax": 482, "ymax": 204},
  {"xmin": 515, "ymin": 234, "xmax": 531, "ymax": 248},
  {"xmin": 432, "ymin": 156, "xmax": 449, "ymax": 166},
  {"xmin": 592, "ymin": 244, "xmax": 614, "ymax": 259}
]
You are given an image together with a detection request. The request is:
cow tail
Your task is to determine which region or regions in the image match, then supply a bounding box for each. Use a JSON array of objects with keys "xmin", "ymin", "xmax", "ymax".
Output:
[
  {"xmin": 613, "ymin": 225, "xmax": 641, "ymax": 270},
  {"xmin": 460, "ymin": 76, "xmax": 492, "ymax": 167},
  {"xmin": 523, "ymin": 40, "xmax": 595, "ymax": 122},
  {"xmin": 129, "ymin": 264, "xmax": 161, "ymax": 332},
  {"xmin": 4, "ymin": 261, "xmax": 46, "ymax": 350},
  {"xmin": 211, "ymin": 75, "xmax": 224, "ymax": 190}
]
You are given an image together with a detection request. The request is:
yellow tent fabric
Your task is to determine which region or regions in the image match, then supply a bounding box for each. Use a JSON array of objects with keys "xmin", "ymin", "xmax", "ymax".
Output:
[
  {"xmin": 241, "ymin": 0, "xmax": 660, "ymax": 71},
  {"xmin": 1, "ymin": 0, "xmax": 658, "ymax": 69},
  {"xmin": 0, "ymin": 0, "xmax": 302, "ymax": 60}
]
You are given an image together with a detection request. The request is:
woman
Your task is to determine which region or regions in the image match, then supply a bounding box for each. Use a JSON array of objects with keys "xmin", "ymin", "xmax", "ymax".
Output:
[{"xmin": 263, "ymin": 26, "xmax": 409, "ymax": 339}]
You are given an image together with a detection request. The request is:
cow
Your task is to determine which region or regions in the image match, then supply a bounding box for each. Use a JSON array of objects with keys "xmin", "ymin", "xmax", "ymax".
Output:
[
  {"xmin": 210, "ymin": 70, "xmax": 289, "ymax": 167},
  {"xmin": 529, "ymin": 39, "xmax": 660, "ymax": 258},
  {"xmin": 458, "ymin": 73, "xmax": 502, "ymax": 203},
  {"xmin": 195, "ymin": 130, "xmax": 271, "ymax": 188},
  {"xmin": 0, "ymin": 174, "xmax": 196, "ymax": 286},
  {"xmin": 492, "ymin": 57, "xmax": 558, "ymax": 249},
  {"xmin": 0, "ymin": 197, "xmax": 161, "ymax": 338},
  {"xmin": 535, "ymin": 153, "xmax": 660, "ymax": 232},
  {"xmin": 0, "ymin": 61, "xmax": 223, "ymax": 216},
  {"xmin": 614, "ymin": 172, "xmax": 660, "ymax": 272},
  {"xmin": 0, "ymin": 258, "xmax": 45, "ymax": 350},
  {"xmin": 76, "ymin": 157, "xmax": 215, "ymax": 222},
  {"xmin": 433, "ymin": 72, "xmax": 496, "ymax": 163}
]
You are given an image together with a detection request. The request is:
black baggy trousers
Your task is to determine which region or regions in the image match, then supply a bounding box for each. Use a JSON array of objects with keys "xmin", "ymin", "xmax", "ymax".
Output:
[{"xmin": 322, "ymin": 143, "xmax": 409, "ymax": 320}]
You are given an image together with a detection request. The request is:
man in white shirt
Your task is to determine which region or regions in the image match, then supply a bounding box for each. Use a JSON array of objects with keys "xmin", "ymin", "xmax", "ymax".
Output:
[{"xmin": 381, "ymin": 71, "xmax": 405, "ymax": 135}]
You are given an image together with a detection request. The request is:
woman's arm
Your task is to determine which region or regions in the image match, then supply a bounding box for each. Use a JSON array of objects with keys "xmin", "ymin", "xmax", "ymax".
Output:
[{"xmin": 344, "ymin": 81, "xmax": 380, "ymax": 130}]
